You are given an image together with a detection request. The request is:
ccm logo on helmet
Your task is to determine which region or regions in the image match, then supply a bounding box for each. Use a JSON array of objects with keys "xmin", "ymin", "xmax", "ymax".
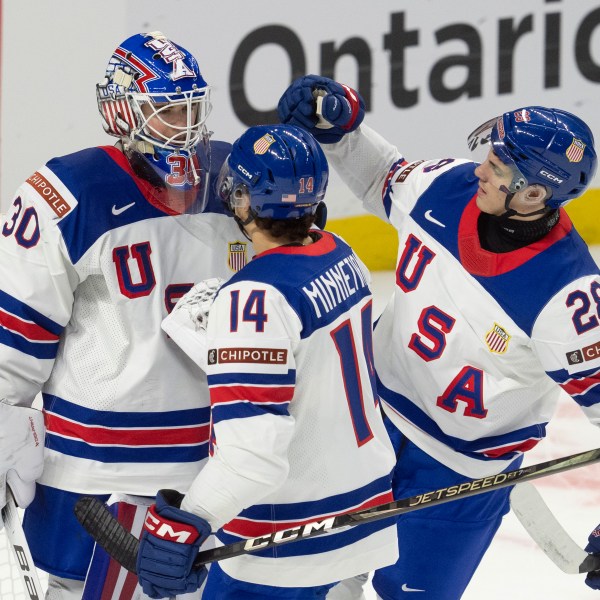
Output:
[
  {"xmin": 538, "ymin": 169, "xmax": 564, "ymax": 184},
  {"xmin": 237, "ymin": 163, "xmax": 254, "ymax": 182}
]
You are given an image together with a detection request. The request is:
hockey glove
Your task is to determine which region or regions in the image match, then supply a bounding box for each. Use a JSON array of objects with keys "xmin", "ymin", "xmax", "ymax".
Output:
[
  {"xmin": 161, "ymin": 278, "xmax": 225, "ymax": 370},
  {"xmin": 137, "ymin": 489, "xmax": 211, "ymax": 599},
  {"xmin": 585, "ymin": 524, "xmax": 600, "ymax": 589},
  {"xmin": 174, "ymin": 277, "xmax": 225, "ymax": 332},
  {"xmin": 278, "ymin": 74, "xmax": 365, "ymax": 143},
  {"xmin": 0, "ymin": 402, "xmax": 45, "ymax": 512}
]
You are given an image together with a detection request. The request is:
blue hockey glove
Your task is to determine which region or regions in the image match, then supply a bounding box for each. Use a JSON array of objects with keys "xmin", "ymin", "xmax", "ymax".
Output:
[
  {"xmin": 277, "ymin": 74, "xmax": 365, "ymax": 143},
  {"xmin": 137, "ymin": 489, "xmax": 211, "ymax": 599},
  {"xmin": 584, "ymin": 524, "xmax": 600, "ymax": 589}
]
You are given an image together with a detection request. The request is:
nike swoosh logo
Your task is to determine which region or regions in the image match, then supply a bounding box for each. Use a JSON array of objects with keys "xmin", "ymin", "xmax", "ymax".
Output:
[
  {"xmin": 401, "ymin": 583, "xmax": 426, "ymax": 593},
  {"xmin": 424, "ymin": 209, "xmax": 445, "ymax": 228},
  {"xmin": 112, "ymin": 202, "xmax": 135, "ymax": 216}
]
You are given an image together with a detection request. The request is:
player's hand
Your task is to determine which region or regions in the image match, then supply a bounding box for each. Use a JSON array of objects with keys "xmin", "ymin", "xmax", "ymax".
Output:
[
  {"xmin": 137, "ymin": 489, "xmax": 211, "ymax": 599},
  {"xmin": 278, "ymin": 74, "xmax": 365, "ymax": 143},
  {"xmin": 0, "ymin": 402, "xmax": 45, "ymax": 511},
  {"xmin": 584, "ymin": 524, "xmax": 600, "ymax": 589}
]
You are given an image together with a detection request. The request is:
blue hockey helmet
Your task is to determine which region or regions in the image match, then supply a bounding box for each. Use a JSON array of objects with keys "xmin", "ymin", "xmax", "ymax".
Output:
[
  {"xmin": 96, "ymin": 32, "xmax": 212, "ymax": 199},
  {"xmin": 217, "ymin": 125, "xmax": 329, "ymax": 220},
  {"xmin": 468, "ymin": 107, "xmax": 597, "ymax": 209}
]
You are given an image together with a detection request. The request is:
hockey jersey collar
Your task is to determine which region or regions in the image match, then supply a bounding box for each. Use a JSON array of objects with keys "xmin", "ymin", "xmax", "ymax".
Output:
[
  {"xmin": 100, "ymin": 145, "xmax": 181, "ymax": 216},
  {"xmin": 254, "ymin": 230, "xmax": 336, "ymax": 259},
  {"xmin": 458, "ymin": 195, "xmax": 573, "ymax": 277}
]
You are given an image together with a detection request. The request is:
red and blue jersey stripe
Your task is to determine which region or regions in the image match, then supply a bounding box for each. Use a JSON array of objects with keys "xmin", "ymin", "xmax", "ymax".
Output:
[
  {"xmin": 217, "ymin": 475, "xmax": 394, "ymax": 558},
  {"xmin": 43, "ymin": 394, "xmax": 210, "ymax": 463},
  {"xmin": 378, "ymin": 376, "xmax": 546, "ymax": 462},
  {"xmin": 549, "ymin": 365, "xmax": 600, "ymax": 408},
  {"xmin": 0, "ymin": 289, "xmax": 63, "ymax": 359},
  {"xmin": 208, "ymin": 370, "xmax": 295, "ymax": 423}
]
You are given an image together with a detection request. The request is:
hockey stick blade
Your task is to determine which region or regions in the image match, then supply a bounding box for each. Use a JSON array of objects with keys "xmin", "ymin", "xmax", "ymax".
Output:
[
  {"xmin": 510, "ymin": 482, "xmax": 600, "ymax": 574},
  {"xmin": 1, "ymin": 488, "xmax": 45, "ymax": 599},
  {"xmin": 74, "ymin": 446, "xmax": 600, "ymax": 574}
]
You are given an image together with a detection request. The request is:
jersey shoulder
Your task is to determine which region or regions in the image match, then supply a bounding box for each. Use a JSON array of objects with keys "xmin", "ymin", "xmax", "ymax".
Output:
[
  {"xmin": 32, "ymin": 146, "xmax": 168, "ymax": 263},
  {"xmin": 226, "ymin": 231, "xmax": 353, "ymax": 287},
  {"xmin": 383, "ymin": 156, "xmax": 477, "ymax": 225},
  {"xmin": 45, "ymin": 146, "xmax": 146, "ymax": 207},
  {"xmin": 222, "ymin": 232, "xmax": 371, "ymax": 336},
  {"xmin": 484, "ymin": 219, "xmax": 599, "ymax": 335},
  {"xmin": 28, "ymin": 143, "xmax": 235, "ymax": 264}
]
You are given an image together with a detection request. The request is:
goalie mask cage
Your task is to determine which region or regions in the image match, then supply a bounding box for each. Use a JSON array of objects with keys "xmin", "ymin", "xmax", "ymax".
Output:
[{"xmin": 0, "ymin": 508, "xmax": 48, "ymax": 599}]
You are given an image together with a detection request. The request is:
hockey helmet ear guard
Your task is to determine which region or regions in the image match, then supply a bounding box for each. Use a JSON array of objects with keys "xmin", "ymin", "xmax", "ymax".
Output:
[
  {"xmin": 468, "ymin": 107, "xmax": 597, "ymax": 208},
  {"xmin": 216, "ymin": 164, "xmax": 234, "ymax": 212},
  {"xmin": 216, "ymin": 162, "xmax": 251, "ymax": 215},
  {"xmin": 314, "ymin": 201, "xmax": 327, "ymax": 229},
  {"xmin": 217, "ymin": 125, "xmax": 329, "ymax": 221}
]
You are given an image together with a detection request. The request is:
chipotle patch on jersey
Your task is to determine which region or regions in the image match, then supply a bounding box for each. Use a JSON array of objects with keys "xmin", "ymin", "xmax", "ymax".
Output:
[
  {"xmin": 566, "ymin": 340, "xmax": 600, "ymax": 365},
  {"xmin": 208, "ymin": 347, "xmax": 288, "ymax": 366},
  {"xmin": 26, "ymin": 171, "xmax": 71, "ymax": 217},
  {"xmin": 395, "ymin": 160, "xmax": 424, "ymax": 183}
]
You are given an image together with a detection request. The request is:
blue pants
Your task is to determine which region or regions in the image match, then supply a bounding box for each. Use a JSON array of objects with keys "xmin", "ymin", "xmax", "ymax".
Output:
[
  {"xmin": 202, "ymin": 562, "xmax": 336, "ymax": 599},
  {"xmin": 23, "ymin": 484, "xmax": 110, "ymax": 579},
  {"xmin": 372, "ymin": 423, "xmax": 521, "ymax": 600}
]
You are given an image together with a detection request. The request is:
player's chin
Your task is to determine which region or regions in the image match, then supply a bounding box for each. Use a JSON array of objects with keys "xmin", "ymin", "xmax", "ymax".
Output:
[
  {"xmin": 475, "ymin": 193, "xmax": 487, "ymax": 212},
  {"xmin": 475, "ymin": 194, "xmax": 501, "ymax": 216}
]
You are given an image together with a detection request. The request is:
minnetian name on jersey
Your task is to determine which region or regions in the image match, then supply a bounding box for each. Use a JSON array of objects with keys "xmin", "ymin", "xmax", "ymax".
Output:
[{"xmin": 301, "ymin": 255, "xmax": 368, "ymax": 318}]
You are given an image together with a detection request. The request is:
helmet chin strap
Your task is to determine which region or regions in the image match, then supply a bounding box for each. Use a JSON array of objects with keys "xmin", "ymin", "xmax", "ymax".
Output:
[{"xmin": 232, "ymin": 209, "xmax": 256, "ymax": 242}]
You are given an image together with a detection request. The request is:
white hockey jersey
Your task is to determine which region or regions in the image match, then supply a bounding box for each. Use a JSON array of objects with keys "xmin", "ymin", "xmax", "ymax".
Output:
[
  {"xmin": 0, "ymin": 142, "xmax": 247, "ymax": 495},
  {"xmin": 324, "ymin": 125, "xmax": 600, "ymax": 479},
  {"xmin": 181, "ymin": 230, "xmax": 398, "ymax": 586}
]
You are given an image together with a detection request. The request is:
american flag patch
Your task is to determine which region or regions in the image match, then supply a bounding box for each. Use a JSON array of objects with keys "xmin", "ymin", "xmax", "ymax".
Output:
[
  {"xmin": 253, "ymin": 134, "xmax": 276, "ymax": 155},
  {"xmin": 281, "ymin": 194, "xmax": 297, "ymax": 203},
  {"xmin": 228, "ymin": 241, "xmax": 248, "ymax": 272},
  {"xmin": 485, "ymin": 323, "xmax": 511, "ymax": 354},
  {"xmin": 566, "ymin": 138, "xmax": 585, "ymax": 163}
]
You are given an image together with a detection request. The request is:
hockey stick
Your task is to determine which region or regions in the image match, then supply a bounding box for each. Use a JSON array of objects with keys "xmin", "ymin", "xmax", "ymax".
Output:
[
  {"xmin": 510, "ymin": 482, "xmax": 598, "ymax": 574},
  {"xmin": 74, "ymin": 446, "xmax": 600, "ymax": 575},
  {"xmin": 1, "ymin": 488, "xmax": 44, "ymax": 599}
]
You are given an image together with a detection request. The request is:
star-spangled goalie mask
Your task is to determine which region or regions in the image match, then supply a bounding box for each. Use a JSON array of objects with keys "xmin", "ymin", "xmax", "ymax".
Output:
[{"xmin": 97, "ymin": 31, "xmax": 213, "ymax": 214}]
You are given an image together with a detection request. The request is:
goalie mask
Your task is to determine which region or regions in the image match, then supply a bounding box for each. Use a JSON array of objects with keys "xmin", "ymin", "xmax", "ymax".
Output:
[
  {"xmin": 217, "ymin": 125, "xmax": 328, "ymax": 230},
  {"xmin": 468, "ymin": 107, "xmax": 597, "ymax": 209},
  {"xmin": 97, "ymin": 31, "xmax": 213, "ymax": 213}
]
